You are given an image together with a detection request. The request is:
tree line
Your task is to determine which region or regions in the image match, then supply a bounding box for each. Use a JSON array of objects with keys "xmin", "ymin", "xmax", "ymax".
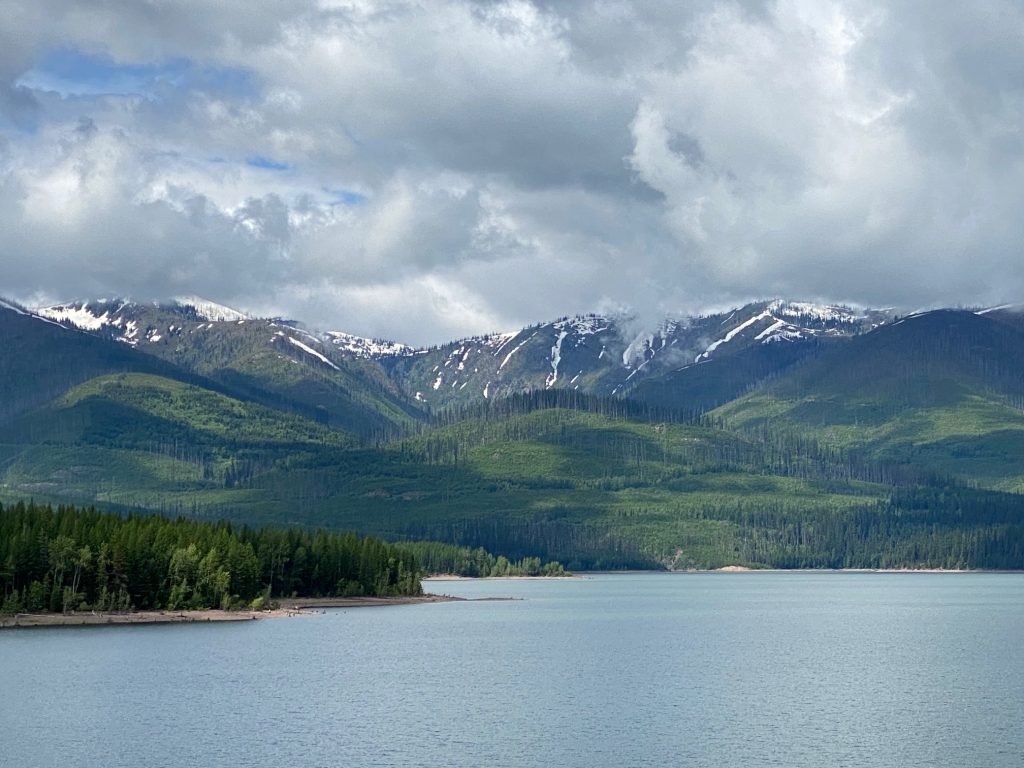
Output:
[
  {"xmin": 395, "ymin": 540, "xmax": 567, "ymax": 577},
  {"xmin": 0, "ymin": 501, "xmax": 422, "ymax": 615},
  {"xmin": 694, "ymin": 486, "xmax": 1024, "ymax": 570},
  {"xmin": 431, "ymin": 389, "xmax": 694, "ymax": 430}
]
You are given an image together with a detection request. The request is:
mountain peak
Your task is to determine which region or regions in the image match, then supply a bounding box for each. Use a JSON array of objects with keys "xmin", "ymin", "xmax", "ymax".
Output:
[
  {"xmin": 32, "ymin": 297, "xmax": 253, "ymax": 335},
  {"xmin": 34, "ymin": 300, "xmax": 124, "ymax": 331}
]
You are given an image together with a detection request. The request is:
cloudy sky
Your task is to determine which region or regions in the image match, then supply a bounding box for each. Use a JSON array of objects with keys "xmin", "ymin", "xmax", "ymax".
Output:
[{"xmin": 1, "ymin": 0, "xmax": 1022, "ymax": 344}]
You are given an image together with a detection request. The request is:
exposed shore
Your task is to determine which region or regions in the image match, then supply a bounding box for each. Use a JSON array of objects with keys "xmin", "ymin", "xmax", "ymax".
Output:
[
  {"xmin": 423, "ymin": 574, "xmax": 576, "ymax": 581},
  {"xmin": 277, "ymin": 594, "xmax": 460, "ymax": 610},
  {"xmin": 0, "ymin": 594, "xmax": 459, "ymax": 630}
]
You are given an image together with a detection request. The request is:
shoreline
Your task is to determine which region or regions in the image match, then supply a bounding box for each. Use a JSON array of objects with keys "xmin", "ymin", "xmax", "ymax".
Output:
[
  {"xmin": 424, "ymin": 568, "xmax": 1022, "ymax": 579},
  {"xmin": 277, "ymin": 594, "xmax": 461, "ymax": 610},
  {"xmin": 422, "ymin": 574, "xmax": 578, "ymax": 581},
  {"xmin": 0, "ymin": 594, "xmax": 460, "ymax": 630},
  {"xmin": 5, "ymin": 569, "xmax": 1014, "ymax": 628},
  {"xmin": 703, "ymin": 566, "xmax": 984, "ymax": 574}
]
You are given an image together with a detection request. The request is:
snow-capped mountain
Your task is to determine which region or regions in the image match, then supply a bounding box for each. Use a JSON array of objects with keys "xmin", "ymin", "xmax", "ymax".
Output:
[
  {"xmin": 16, "ymin": 297, "xmax": 421, "ymax": 434},
  {"xmin": 30, "ymin": 298, "xmax": 375, "ymax": 376},
  {"xmin": 26, "ymin": 297, "xmax": 891, "ymax": 406},
  {"xmin": 11, "ymin": 295, "xmax": 898, "ymax": 412},
  {"xmin": 9, "ymin": 292, "xmax": 1024, "ymax": 426},
  {"xmin": 382, "ymin": 300, "xmax": 894, "ymax": 408},
  {"xmin": 31, "ymin": 298, "xmax": 414, "ymax": 361},
  {"xmin": 33, "ymin": 298, "xmax": 254, "ymax": 345}
]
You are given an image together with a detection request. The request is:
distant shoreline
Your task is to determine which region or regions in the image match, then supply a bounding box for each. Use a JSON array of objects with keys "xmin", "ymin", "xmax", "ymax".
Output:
[
  {"xmin": 0, "ymin": 594, "xmax": 459, "ymax": 630},
  {"xmin": 426, "ymin": 569, "xmax": 1024, "ymax": 579},
  {"xmin": 708, "ymin": 566, "xmax": 977, "ymax": 573},
  {"xmin": 423, "ymin": 574, "xmax": 577, "ymax": 581},
  {"xmin": 586, "ymin": 567, "xmax": 1018, "ymax": 574}
]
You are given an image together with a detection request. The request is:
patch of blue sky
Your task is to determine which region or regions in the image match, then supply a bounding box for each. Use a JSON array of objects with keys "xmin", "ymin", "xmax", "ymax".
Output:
[
  {"xmin": 16, "ymin": 47, "xmax": 258, "ymax": 100},
  {"xmin": 324, "ymin": 187, "xmax": 368, "ymax": 206},
  {"xmin": 247, "ymin": 156, "xmax": 292, "ymax": 171}
]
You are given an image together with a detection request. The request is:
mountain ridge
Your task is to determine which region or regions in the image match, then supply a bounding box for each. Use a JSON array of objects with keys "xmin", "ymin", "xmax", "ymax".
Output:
[{"xmin": 16, "ymin": 295, "xmax": 896, "ymax": 410}]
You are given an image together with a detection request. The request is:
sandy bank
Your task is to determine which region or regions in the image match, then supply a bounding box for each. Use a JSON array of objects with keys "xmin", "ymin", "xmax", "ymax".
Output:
[
  {"xmin": 0, "ymin": 608, "xmax": 299, "ymax": 629},
  {"xmin": 278, "ymin": 594, "xmax": 460, "ymax": 610},
  {"xmin": 0, "ymin": 594, "xmax": 460, "ymax": 630}
]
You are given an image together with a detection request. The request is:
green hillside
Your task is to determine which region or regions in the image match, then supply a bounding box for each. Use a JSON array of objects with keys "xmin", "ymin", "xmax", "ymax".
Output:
[
  {"xmin": 0, "ymin": 380, "xmax": 871, "ymax": 567},
  {"xmin": 716, "ymin": 310, "xmax": 1024, "ymax": 491},
  {"xmin": 629, "ymin": 339, "xmax": 825, "ymax": 415},
  {"xmin": 11, "ymin": 373, "xmax": 353, "ymax": 449},
  {"xmin": 0, "ymin": 372, "xmax": 352, "ymax": 518},
  {"xmin": 3, "ymin": 303, "xmax": 1024, "ymax": 571},
  {"xmin": 0, "ymin": 304, "xmax": 214, "ymax": 425},
  {"xmin": 8, "ymin": 379, "xmax": 1019, "ymax": 570},
  {"xmin": 111, "ymin": 308, "xmax": 424, "ymax": 438}
]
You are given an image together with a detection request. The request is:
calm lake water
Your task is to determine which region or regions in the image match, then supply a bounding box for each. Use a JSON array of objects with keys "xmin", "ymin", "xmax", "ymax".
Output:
[{"xmin": 2, "ymin": 573, "xmax": 1023, "ymax": 768}]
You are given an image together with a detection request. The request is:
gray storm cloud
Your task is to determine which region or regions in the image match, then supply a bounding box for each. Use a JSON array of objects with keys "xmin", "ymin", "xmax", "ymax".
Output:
[{"xmin": 1, "ymin": 0, "xmax": 1022, "ymax": 345}]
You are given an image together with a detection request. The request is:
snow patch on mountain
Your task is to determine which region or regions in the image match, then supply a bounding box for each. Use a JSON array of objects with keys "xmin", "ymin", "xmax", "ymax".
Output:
[
  {"xmin": 546, "ymin": 330, "xmax": 569, "ymax": 388},
  {"xmin": 625, "ymin": 359, "xmax": 651, "ymax": 381},
  {"xmin": 755, "ymin": 319, "xmax": 788, "ymax": 340},
  {"xmin": 554, "ymin": 315, "xmax": 611, "ymax": 337},
  {"xmin": 774, "ymin": 301, "xmax": 865, "ymax": 323},
  {"xmin": 0, "ymin": 299, "xmax": 29, "ymax": 316},
  {"xmin": 622, "ymin": 333, "xmax": 654, "ymax": 367},
  {"xmin": 763, "ymin": 330, "xmax": 804, "ymax": 344},
  {"xmin": 285, "ymin": 336, "xmax": 340, "ymax": 370},
  {"xmin": 977, "ymin": 303, "xmax": 1024, "ymax": 315},
  {"xmin": 326, "ymin": 331, "xmax": 412, "ymax": 358},
  {"xmin": 36, "ymin": 303, "xmax": 113, "ymax": 331},
  {"xmin": 173, "ymin": 297, "xmax": 250, "ymax": 322},
  {"xmin": 498, "ymin": 332, "xmax": 536, "ymax": 372},
  {"xmin": 1, "ymin": 298, "xmax": 69, "ymax": 328},
  {"xmin": 696, "ymin": 311, "xmax": 774, "ymax": 362},
  {"xmin": 487, "ymin": 332, "xmax": 519, "ymax": 354}
]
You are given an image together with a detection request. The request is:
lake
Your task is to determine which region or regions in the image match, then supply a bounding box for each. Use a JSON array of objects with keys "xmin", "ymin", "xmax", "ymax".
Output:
[{"xmin": 2, "ymin": 573, "xmax": 1023, "ymax": 767}]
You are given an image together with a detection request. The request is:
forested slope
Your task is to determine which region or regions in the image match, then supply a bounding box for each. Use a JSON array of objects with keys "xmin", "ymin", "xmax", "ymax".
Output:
[
  {"xmin": 0, "ymin": 500, "xmax": 422, "ymax": 615},
  {"xmin": 716, "ymin": 310, "xmax": 1024, "ymax": 491}
]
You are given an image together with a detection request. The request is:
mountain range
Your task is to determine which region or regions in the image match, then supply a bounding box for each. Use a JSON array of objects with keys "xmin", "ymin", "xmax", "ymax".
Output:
[
  {"xmin": 24, "ymin": 296, "xmax": 895, "ymax": 406},
  {"xmin": 2, "ymin": 294, "xmax": 1022, "ymax": 569}
]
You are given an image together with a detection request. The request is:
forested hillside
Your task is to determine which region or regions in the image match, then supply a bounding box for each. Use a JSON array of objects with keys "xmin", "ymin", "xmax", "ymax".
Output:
[
  {"xmin": 27, "ymin": 299, "xmax": 424, "ymax": 440},
  {"xmin": 716, "ymin": 310, "xmax": 1024, "ymax": 491},
  {"xmin": 0, "ymin": 501, "xmax": 422, "ymax": 615},
  {"xmin": 0, "ymin": 302, "xmax": 216, "ymax": 425}
]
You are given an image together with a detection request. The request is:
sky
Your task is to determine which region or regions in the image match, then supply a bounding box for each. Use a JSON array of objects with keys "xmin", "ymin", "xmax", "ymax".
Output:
[{"xmin": 1, "ymin": 0, "xmax": 1022, "ymax": 345}]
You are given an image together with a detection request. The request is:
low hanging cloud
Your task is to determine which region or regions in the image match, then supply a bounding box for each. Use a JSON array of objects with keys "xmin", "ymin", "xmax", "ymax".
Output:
[{"xmin": 1, "ymin": 0, "xmax": 1023, "ymax": 344}]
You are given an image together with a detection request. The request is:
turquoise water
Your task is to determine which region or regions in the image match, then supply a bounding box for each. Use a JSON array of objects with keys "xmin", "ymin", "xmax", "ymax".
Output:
[{"xmin": 2, "ymin": 573, "xmax": 1023, "ymax": 767}]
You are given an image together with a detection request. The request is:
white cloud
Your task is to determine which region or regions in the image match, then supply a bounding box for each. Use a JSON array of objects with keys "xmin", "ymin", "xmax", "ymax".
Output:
[{"xmin": 1, "ymin": 0, "xmax": 1023, "ymax": 344}]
